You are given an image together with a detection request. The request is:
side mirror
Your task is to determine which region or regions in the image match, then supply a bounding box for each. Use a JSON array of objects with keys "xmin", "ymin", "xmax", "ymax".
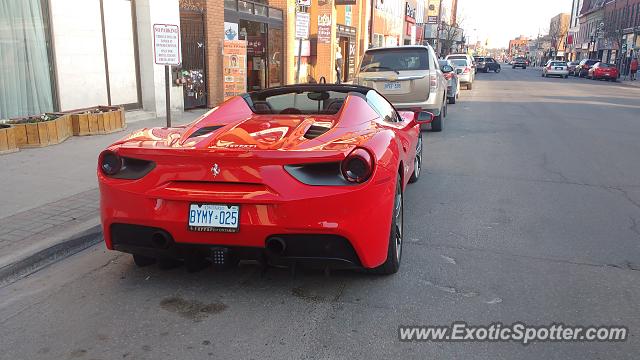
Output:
[
  {"xmin": 441, "ymin": 65, "xmax": 453, "ymax": 73},
  {"xmin": 398, "ymin": 111, "xmax": 434, "ymax": 124},
  {"xmin": 415, "ymin": 111, "xmax": 434, "ymax": 124}
]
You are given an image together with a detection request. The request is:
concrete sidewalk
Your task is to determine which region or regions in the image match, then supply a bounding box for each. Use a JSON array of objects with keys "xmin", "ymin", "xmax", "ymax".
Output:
[{"xmin": 0, "ymin": 109, "xmax": 208, "ymax": 283}]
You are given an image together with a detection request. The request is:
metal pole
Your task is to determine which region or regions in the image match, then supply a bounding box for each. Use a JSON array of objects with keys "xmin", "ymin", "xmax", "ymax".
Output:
[
  {"xmin": 295, "ymin": 38, "xmax": 302, "ymax": 83},
  {"xmin": 165, "ymin": 65, "xmax": 171, "ymax": 127}
]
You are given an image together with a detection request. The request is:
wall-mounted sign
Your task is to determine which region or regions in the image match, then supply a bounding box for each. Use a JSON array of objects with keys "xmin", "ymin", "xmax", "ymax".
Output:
[
  {"xmin": 153, "ymin": 24, "xmax": 181, "ymax": 65},
  {"xmin": 224, "ymin": 22, "xmax": 238, "ymax": 41},
  {"xmin": 405, "ymin": 2, "xmax": 416, "ymax": 20},
  {"xmin": 295, "ymin": 40, "xmax": 311, "ymax": 57},
  {"xmin": 318, "ymin": 13, "xmax": 332, "ymax": 43},
  {"xmin": 345, "ymin": 5, "xmax": 351, "ymax": 26},
  {"xmin": 427, "ymin": 16, "xmax": 438, "ymax": 24},
  {"xmin": 223, "ymin": 40, "xmax": 247, "ymax": 100},
  {"xmin": 295, "ymin": 12, "xmax": 310, "ymax": 39},
  {"xmin": 296, "ymin": 0, "xmax": 311, "ymax": 5}
]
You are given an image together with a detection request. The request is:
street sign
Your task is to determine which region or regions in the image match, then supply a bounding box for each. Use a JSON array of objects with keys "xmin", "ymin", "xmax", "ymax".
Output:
[
  {"xmin": 153, "ymin": 24, "xmax": 181, "ymax": 65},
  {"xmin": 295, "ymin": 12, "xmax": 310, "ymax": 39},
  {"xmin": 296, "ymin": 0, "xmax": 311, "ymax": 5}
]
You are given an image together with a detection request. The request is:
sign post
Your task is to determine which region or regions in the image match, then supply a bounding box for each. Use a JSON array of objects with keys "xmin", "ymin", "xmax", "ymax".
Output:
[
  {"xmin": 295, "ymin": 11, "xmax": 310, "ymax": 83},
  {"xmin": 153, "ymin": 24, "xmax": 181, "ymax": 127}
]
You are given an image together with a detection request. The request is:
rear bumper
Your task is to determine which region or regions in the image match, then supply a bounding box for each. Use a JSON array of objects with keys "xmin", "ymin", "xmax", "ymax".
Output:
[
  {"xmin": 546, "ymin": 70, "xmax": 569, "ymax": 75},
  {"xmin": 458, "ymin": 73, "xmax": 472, "ymax": 83},
  {"xmin": 110, "ymin": 224, "xmax": 362, "ymax": 269},
  {"xmin": 391, "ymin": 92, "xmax": 443, "ymax": 115},
  {"xmin": 99, "ymin": 168, "xmax": 397, "ymax": 269}
]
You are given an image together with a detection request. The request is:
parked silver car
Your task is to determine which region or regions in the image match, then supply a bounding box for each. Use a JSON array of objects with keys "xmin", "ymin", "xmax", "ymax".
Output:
[
  {"xmin": 438, "ymin": 59, "xmax": 460, "ymax": 104},
  {"xmin": 354, "ymin": 45, "xmax": 448, "ymax": 131},
  {"xmin": 542, "ymin": 60, "xmax": 569, "ymax": 78}
]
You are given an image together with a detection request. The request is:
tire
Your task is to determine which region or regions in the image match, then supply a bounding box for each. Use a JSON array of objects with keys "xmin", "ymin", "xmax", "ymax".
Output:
[
  {"xmin": 371, "ymin": 175, "xmax": 403, "ymax": 275},
  {"xmin": 467, "ymin": 82, "xmax": 473, "ymax": 90},
  {"xmin": 542, "ymin": 73, "xmax": 545, "ymax": 77},
  {"xmin": 409, "ymin": 135, "xmax": 422, "ymax": 183},
  {"xmin": 523, "ymin": 66, "xmax": 527, "ymax": 69},
  {"xmin": 512, "ymin": 66, "xmax": 516, "ymax": 69},
  {"xmin": 133, "ymin": 254, "xmax": 156, "ymax": 267},
  {"xmin": 442, "ymin": 98, "xmax": 447, "ymax": 118},
  {"xmin": 448, "ymin": 95, "xmax": 456, "ymax": 104},
  {"xmin": 495, "ymin": 67, "xmax": 501, "ymax": 73},
  {"xmin": 431, "ymin": 107, "xmax": 443, "ymax": 132},
  {"xmin": 564, "ymin": 75, "xmax": 568, "ymax": 78}
]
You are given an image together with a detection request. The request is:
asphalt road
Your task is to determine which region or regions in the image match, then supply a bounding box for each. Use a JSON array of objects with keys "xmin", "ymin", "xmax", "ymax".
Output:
[{"xmin": 2, "ymin": 67, "xmax": 640, "ymax": 359}]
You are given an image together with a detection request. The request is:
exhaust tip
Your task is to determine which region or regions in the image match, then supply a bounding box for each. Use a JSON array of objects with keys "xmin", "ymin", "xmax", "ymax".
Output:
[
  {"xmin": 266, "ymin": 237, "xmax": 286, "ymax": 256},
  {"xmin": 151, "ymin": 232, "xmax": 170, "ymax": 249}
]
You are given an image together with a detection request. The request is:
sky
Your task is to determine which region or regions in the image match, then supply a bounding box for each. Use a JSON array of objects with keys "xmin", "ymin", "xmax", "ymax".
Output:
[{"xmin": 457, "ymin": 0, "xmax": 574, "ymax": 49}]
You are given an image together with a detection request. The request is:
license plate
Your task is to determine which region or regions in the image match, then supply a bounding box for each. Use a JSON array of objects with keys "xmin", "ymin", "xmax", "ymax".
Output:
[
  {"xmin": 383, "ymin": 81, "xmax": 401, "ymax": 90},
  {"xmin": 604, "ymin": 73, "xmax": 610, "ymax": 77},
  {"xmin": 555, "ymin": 67, "xmax": 562, "ymax": 70},
  {"xmin": 188, "ymin": 204, "xmax": 239, "ymax": 232}
]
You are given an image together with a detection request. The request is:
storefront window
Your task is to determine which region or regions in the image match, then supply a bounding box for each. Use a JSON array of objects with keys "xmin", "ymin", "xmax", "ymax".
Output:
[
  {"xmin": 224, "ymin": 0, "xmax": 237, "ymax": 10},
  {"xmin": 0, "ymin": 0, "xmax": 54, "ymax": 119},
  {"xmin": 238, "ymin": 1, "xmax": 253, "ymax": 14},
  {"xmin": 240, "ymin": 20, "xmax": 267, "ymax": 91},
  {"xmin": 254, "ymin": 4, "xmax": 267, "ymax": 17},
  {"xmin": 268, "ymin": 28, "xmax": 283, "ymax": 87}
]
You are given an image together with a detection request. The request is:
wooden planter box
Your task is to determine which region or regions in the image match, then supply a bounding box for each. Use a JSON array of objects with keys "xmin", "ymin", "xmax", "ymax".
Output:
[
  {"xmin": 0, "ymin": 125, "xmax": 19, "ymax": 154},
  {"xmin": 70, "ymin": 106, "xmax": 126, "ymax": 136},
  {"xmin": 8, "ymin": 114, "xmax": 73, "ymax": 148}
]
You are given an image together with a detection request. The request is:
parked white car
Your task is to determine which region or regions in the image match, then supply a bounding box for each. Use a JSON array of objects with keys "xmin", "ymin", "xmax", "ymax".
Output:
[
  {"xmin": 447, "ymin": 58, "xmax": 475, "ymax": 90},
  {"xmin": 542, "ymin": 61, "xmax": 569, "ymax": 78}
]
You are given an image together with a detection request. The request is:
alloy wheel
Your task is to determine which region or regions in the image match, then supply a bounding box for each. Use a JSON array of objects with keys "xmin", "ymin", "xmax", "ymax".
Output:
[{"xmin": 394, "ymin": 184, "xmax": 403, "ymax": 262}]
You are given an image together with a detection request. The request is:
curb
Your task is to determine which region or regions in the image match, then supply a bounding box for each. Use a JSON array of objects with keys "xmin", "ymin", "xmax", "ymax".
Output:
[{"xmin": 0, "ymin": 222, "xmax": 103, "ymax": 286}]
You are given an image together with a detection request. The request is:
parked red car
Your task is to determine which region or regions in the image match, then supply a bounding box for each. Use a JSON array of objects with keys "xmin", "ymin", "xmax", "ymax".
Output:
[
  {"xmin": 588, "ymin": 62, "xmax": 620, "ymax": 81},
  {"xmin": 98, "ymin": 85, "xmax": 432, "ymax": 274}
]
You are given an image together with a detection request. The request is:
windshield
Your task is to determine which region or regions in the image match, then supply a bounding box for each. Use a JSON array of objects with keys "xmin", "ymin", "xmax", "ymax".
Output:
[
  {"xmin": 360, "ymin": 48, "xmax": 429, "ymax": 72},
  {"xmin": 450, "ymin": 59, "xmax": 468, "ymax": 67},
  {"xmin": 599, "ymin": 63, "xmax": 615, "ymax": 68}
]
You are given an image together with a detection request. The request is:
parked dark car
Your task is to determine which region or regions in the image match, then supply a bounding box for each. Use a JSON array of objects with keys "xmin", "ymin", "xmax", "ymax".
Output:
[
  {"xmin": 475, "ymin": 57, "xmax": 501, "ymax": 73},
  {"xmin": 576, "ymin": 59, "xmax": 599, "ymax": 77},
  {"xmin": 512, "ymin": 57, "xmax": 529, "ymax": 69},
  {"xmin": 566, "ymin": 61, "xmax": 580, "ymax": 76}
]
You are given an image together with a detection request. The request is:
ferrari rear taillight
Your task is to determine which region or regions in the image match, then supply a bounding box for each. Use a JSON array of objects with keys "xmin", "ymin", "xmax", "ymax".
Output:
[
  {"xmin": 342, "ymin": 148, "xmax": 374, "ymax": 183},
  {"xmin": 429, "ymin": 73, "xmax": 437, "ymax": 93},
  {"xmin": 99, "ymin": 150, "xmax": 156, "ymax": 179},
  {"xmin": 100, "ymin": 151, "xmax": 122, "ymax": 176}
]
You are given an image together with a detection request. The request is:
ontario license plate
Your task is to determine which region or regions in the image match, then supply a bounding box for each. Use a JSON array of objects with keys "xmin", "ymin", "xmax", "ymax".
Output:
[
  {"xmin": 555, "ymin": 67, "xmax": 562, "ymax": 70},
  {"xmin": 384, "ymin": 81, "xmax": 401, "ymax": 90},
  {"xmin": 188, "ymin": 204, "xmax": 239, "ymax": 232}
]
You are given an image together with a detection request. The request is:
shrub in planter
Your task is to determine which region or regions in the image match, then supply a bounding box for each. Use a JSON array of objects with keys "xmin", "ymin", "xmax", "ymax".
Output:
[
  {"xmin": 70, "ymin": 106, "xmax": 126, "ymax": 136},
  {"xmin": 7, "ymin": 113, "xmax": 73, "ymax": 148},
  {"xmin": 0, "ymin": 124, "xmax": 19, "ymax": 154}
]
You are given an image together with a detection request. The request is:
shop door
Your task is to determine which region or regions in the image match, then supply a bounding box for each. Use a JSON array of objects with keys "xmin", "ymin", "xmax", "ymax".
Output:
[{"xmin": 180, "ymin": 11, "xmax": 207, "ymax": 109}]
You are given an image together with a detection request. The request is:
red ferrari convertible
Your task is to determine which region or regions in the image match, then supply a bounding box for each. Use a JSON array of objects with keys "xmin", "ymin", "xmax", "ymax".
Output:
[{"xmin": 98, "ymin": 85, "xmax": 432, "ymax": 274}]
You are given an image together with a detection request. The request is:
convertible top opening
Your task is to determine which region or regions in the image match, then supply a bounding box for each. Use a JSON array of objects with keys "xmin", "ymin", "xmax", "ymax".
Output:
[{"xmin": 242, "ymin": 85, "xmax": 371, "ymax": 115}]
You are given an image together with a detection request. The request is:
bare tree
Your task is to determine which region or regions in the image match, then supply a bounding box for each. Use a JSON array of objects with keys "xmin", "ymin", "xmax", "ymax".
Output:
[
  {"xmin": 440, "ymin": 16, "xmax": 465, "ymax": 57},
  {"xmin": 601, "ymin": 5, "xmax": 623, "ymax": 60}
]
